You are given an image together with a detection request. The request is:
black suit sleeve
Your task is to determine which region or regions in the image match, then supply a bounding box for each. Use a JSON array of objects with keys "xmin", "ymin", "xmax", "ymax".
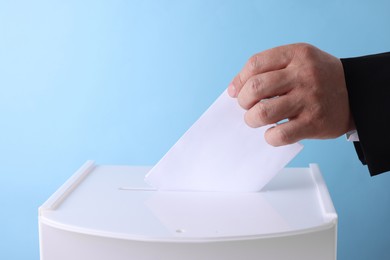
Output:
[{"xmin": 341, "ymin": 53, "xmax": 390, "ymax": 176}]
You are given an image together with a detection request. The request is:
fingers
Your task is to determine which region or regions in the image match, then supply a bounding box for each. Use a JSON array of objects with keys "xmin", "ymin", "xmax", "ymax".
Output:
[
  {"xmin": 227, "ymin": 43, "xmax": 350, "ymax": 146},
  {"xmin": 237, "ymin": 68, "xmax": 293, "ymax": 110},
  {"xmin": 244, "ymin": 95, "xmax": 302, "ymax": 128},
  {"xmin": 264, "ymin": 119, "xmax": 310, "ymax": 146},
  {"xmin": 228, "ymin": 45, "xmax": 295, "ymax": 97}
]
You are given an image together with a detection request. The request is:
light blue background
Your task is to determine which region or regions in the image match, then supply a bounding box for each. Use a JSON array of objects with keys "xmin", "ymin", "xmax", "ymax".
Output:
[{"xmin": 1, "ymin": 0, "xmax": 389, "ymax": 259}]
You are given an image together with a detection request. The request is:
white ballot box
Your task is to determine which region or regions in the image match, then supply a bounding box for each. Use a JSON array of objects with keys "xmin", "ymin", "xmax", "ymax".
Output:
[{"xmin": 39, "ymin": 161, "xmax": 337, "ymax": 260}]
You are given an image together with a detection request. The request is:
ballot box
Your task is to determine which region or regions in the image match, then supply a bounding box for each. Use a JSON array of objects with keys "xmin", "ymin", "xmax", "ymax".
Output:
[{"xmin": 38, "ymin": 161, "xmax": 337, "ymax": 260}]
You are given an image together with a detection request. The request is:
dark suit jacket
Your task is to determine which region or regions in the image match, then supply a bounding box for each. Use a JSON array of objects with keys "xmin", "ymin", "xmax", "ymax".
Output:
[{"xmin": 341, "ymin": 53, "xmax": 390, "ymax": 176}]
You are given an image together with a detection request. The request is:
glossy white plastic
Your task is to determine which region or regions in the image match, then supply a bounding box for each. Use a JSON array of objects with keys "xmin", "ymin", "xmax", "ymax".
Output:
[{"xmin": 39, "ymin": 161, "xmax": 337, "ymax": 260}]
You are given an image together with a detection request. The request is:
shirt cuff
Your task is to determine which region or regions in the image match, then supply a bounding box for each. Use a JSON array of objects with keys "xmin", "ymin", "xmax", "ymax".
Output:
[{"xmin": 346, "ymin": 130, "xmax": 360, "ymax": 142}]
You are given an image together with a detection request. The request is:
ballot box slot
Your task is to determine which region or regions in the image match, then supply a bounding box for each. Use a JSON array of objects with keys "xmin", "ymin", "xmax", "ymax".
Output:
[{"xmin": 118, "ymin": 187, "xmax": 157, "ymax": 191}]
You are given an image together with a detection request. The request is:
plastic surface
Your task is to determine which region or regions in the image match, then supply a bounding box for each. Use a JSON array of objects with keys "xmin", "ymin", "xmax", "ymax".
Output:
[{"xmin": 39, "ymin": 162, "xmax": 337, "ymax": 260}]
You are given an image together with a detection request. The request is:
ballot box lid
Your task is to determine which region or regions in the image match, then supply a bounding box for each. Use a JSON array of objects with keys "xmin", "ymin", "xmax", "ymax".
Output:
[{"xmin": 39, "ymin": 161, "xmax": 337, "ymax": 242}]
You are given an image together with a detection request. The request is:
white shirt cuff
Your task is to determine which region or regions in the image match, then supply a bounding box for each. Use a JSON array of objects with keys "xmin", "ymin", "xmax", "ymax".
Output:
[{"xmin": 346, "ymin": 130, "xmax": 359, "ymax": 142}]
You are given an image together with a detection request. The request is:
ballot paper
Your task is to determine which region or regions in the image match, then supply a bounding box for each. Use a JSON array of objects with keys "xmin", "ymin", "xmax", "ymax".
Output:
[{"xmin": 145, "ymin": 90, "xmax": 303, "ymax": 192}]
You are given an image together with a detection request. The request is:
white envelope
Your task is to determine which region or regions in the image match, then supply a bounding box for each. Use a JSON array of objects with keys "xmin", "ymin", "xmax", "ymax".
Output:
[{"xmin": 145, "ymin": 90, "xmax": 303, "ymax": 192}]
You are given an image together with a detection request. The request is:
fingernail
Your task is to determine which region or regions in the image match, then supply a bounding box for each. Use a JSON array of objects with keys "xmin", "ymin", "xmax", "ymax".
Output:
[{"xmin": 227, "ymin": 84, "xmax": 237, "ymax": 97}]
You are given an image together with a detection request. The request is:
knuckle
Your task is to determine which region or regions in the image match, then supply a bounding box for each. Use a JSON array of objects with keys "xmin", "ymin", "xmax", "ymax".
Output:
[
  {"xmin": 248, "ymin": 54, "xmax": 261, "ymax": 73},
  {"xmin": 297, "ymin": 43, "xmax": 316, "ymax": 58},
  {"xmin": 248, "ymin": 77, "xmax": 263, "ymax": 96},
  {"xmin": 255, "ymin": 103, "xmax": 269, "ymax": 121}
]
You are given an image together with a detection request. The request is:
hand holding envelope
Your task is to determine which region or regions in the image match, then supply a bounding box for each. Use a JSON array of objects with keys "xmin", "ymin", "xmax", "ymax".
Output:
[
  {"xmin": 145, "ymin": 91, "xmax": 303, "ymax": 192},
  {"xmin": 228, "ymin": 43, "xmax": 354, "ymax": 146}
]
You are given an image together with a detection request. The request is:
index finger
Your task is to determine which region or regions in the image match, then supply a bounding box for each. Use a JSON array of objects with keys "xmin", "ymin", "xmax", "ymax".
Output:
[{"xmin": 228, "ymin": 44, "xmax": 296, "ymax": 97}]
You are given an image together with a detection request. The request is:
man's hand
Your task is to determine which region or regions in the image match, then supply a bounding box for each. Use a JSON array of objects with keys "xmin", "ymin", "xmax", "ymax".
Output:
[{"xmin": 228, "ymin": 43, "xmax": 355, "ymax": 146}]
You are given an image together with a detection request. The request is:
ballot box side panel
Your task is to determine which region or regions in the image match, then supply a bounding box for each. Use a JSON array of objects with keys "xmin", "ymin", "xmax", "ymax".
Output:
[{"xmin": 40, "ymin": 223, "xmax": 336, "ymax": 260}]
